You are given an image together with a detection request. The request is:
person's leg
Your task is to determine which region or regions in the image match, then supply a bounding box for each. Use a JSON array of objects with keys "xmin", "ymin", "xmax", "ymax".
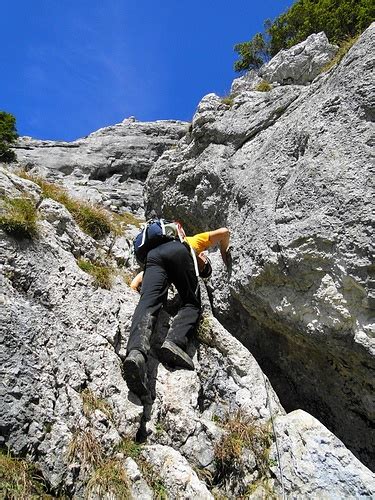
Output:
[
  {"xmin": 126, "ymin": 253, "xmax": 169, "ymax": 357},
  {"xmin": 158, "ymin": 242, "xmax": 201, "ymax": 369},
  {"xmin": 125, "ymin": 247, "xmax": 168, "ymax": 396},
  {"xmin": 167, "ymin": 243, "xmax": 201, "ymax": 350}
]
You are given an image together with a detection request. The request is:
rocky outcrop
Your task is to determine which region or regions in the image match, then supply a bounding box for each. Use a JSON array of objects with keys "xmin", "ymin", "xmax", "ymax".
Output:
[
  {"xmin": 2, "ymin": 166, "xmax": 374, "ymax": 497},
  {"xmin": 13, "ymin": 117, "xmax": 188, "ymax": 214},
  {"xmin": 260, "ymin": 32, "xmax": 338, "ymax": 85},
  {"xmin": 145, "ymin": 23, "xmax": 375, "ymax": 470}
]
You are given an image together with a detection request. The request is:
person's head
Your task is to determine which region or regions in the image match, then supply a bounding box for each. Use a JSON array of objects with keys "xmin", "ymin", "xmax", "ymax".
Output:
[{"xmin": 198, "ymin": 252, "xmax": 212, "ymax": 279}]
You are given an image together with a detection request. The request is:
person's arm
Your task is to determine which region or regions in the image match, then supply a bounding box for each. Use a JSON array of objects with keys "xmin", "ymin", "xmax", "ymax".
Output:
[
  {"xmin": 208, "ymin": 227, "xmax": 230, "ymax": 266},
  {"xmin": 130, "ymin": 271, "xmax": 143, "ymax": 292}
]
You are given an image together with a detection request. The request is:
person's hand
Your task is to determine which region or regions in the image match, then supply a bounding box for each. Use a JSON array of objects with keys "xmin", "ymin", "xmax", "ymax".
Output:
[{"xmin": 130, "ymin": 271, "xmax": 143, "ymax": 292}]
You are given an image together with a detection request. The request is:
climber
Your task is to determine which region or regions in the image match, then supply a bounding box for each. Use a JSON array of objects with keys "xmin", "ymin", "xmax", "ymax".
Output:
[{"xmin": 124, "ymin": 226, "xmax": 230, "ymax": 398}]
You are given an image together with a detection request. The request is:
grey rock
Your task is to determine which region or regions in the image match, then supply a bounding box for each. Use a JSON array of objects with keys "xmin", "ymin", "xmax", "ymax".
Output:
[
  {"xmin": 2, "ymin": 26, "xmax": 375, "ymax": 499},
  {"xmin": 124, "ymin": 457, "xmax": 153, "ymax": 500},
  {"xmin": 144, "ymin": 24, "xmax": 375, "ymax": 469},
  {"xmin": 13, "ymin": 117, "xmax": 188, "ymax": 214},
  {"xmin": 141, "ymin": 444, "xmax": 214, "ymax": 499},
  {"xmin": 260, "ymin": 32, "xmax": 338, "ymax": 85},
  {"xmin": 270, "ymin": 410, "xmax": 375, "ymax": 498}
]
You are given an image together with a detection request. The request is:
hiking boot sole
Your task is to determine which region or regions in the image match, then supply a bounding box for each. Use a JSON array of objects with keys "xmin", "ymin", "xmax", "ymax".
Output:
[
  {"xmin": 159, "ymin": 340, "xmax": 194, "ymax": 370},
  {"xmin": 123, "ymin": 356, "xmax": 149, "ymax": 397}
]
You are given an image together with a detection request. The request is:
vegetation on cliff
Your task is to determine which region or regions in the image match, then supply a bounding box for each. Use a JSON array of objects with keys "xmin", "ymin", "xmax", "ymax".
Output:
[
  {"xmin": 0, "ymin": 111, "xmax": 18, "ymax": 163},
  {"xmin": 234, "ymin": 0, "xmax": 374, "ymax": 71}
]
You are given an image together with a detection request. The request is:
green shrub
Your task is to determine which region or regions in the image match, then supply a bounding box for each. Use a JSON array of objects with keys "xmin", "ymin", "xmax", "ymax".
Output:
[
  {"xmin": 0, "ymin": 196, "xmax": 38, "ymax": 237},
  {"xmin": 77, "ymin": 259, "xmax": 114, "ymax": 290},
  {"xmin": 0, "ymin": 111, "xmax": 18, "ymax": 163},
  {"xmin": 255, "ymin": 80, "xmax": 272, "ymax": 92},
  {"xmin": 234, "ymin": 0, "xmax": 374, "ymax": 71},
  {"xmin": 0, "ymin": 449, "xmax": 49, "ymax": 498}
]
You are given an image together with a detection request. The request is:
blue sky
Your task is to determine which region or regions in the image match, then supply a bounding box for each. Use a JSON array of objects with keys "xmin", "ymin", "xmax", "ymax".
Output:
[{"xmin": 1, "ymin": 0, "xmax": 293, "ymax": 141}]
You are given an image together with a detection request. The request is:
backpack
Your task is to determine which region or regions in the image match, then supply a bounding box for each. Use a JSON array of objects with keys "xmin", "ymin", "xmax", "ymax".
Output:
[{"xmin": 133, "ymin": 219, "xmax": 185, "ymax": 265}]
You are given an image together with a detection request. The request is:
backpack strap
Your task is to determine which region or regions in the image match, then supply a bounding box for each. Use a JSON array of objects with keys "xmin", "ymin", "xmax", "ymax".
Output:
[
  {"xmin": 139, "ymin": 222, "xmax": 148, "ymax": 247},
  {"xmin": 190, "ymin": 247, "xmax": 199, "ymax": 277}
]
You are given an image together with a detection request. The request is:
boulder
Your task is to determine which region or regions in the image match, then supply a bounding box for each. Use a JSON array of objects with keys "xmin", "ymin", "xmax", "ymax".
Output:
[{"xmin": 260, "ymin": 32, "xmax": 338, "ymax": 85}]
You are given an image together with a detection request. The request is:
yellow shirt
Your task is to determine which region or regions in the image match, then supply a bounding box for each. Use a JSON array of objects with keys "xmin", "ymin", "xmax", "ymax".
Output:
[{"xmin": 185, "ymin": 232, "xmax": 211, "ymax": 254}]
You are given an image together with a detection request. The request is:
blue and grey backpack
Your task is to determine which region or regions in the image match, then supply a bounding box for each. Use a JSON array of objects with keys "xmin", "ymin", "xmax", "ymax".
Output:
[{"xmin": 133, "ymin": 219, "xmax": 185, "ymax": 265}]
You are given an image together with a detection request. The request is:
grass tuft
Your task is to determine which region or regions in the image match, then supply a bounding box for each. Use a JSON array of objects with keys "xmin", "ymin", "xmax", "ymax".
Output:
[
  {"xmin": 321, "ymin": 34, "xmax": 359, "ymax": 73},
  {"xmin": 116, "ymin": 437, "xmax": 142, "ymax": 461},
  {"xmin": 86, "ymin": 458, "xmax": 130, "ymax": 499},
  {"xmin": 255, "ymin": 80, "xmax": 272, "ymax": 92},
  {"xmin": 221, "ymin": 95, "xmax": 234, "ymax": 107},
  {"xmin": 67, "ymin": 429, "xmax": 103, "ymax": 467},
  {"xmin": 0, "ymin": 196, "xmax": 38, "ymax": 237},
  {"xmin": 17, "ymin": 171, "xmax": 114, "ymax": 239},
  {"xmin": 214, "ymin": 411, "xmax": 273, "ymax": 488},
  {"xmin": 0, "ymin": 449, "xmax": 49, "ymax": 498},
  {"xmin": 81, "ymin": 388, "xmax": 114, "ymax": 421},
  {"xmin": 112, "ymin": 212, "xmax": 144, "ymax": 233},
  {"xmin": 77, "ymin": 259, "xmax": 114, "ymax": 290}
]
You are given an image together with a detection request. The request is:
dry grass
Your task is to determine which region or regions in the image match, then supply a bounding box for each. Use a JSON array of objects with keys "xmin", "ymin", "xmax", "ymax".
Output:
[
  {"xmin": 112, "ymin": 211, "xmax": 144, "ymax": 233},
  {"xmin": 221, "ymin": 95, "xmax": 234, "ymax": 107},
  {"xmin": 255, "ymin": 80, "xmax": 272, "ymax": 92},
  {"xmin": 86, "ymin": 458, "xmax": 131, "ymax": 499},
  {"xmin": 321, "ymin": 34, "xmax": 360, "ymax": 73},
  {"xmin": 77, "ymin": 259, "xmax": 114, "ymax": 290},
  {"xmin": 81, "ymin": 388, "xmax": 114, "ymax": 421},
  {"xmin": 17, "ymin": 171, "xmax": 114, "ymax": 239},
  {"xmin": 0, "ymin": 195, "xmax": 38, "ymax": 237},
  {"xmin": 214, "ymin": 411, "xmax": 273, "ymax": 483},
  {"xmin": 67, "ymin": 429, "xmax": 103, "ymax": 467},
  {"xmin": 0, "ymin": 449, "xmax": 49, "ymax": 498}
]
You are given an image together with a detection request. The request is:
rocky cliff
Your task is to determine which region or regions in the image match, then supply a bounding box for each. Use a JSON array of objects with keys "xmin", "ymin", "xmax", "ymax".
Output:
[
  {"xmin": 15, "ymin": 118, "xmax": 188, "ymax": 214},
  {"xmin": 1, "ymin": 25, "xmax": 374, "ymax": 499},
  {"xmin": 146, "ymin": 24, "xmax": 375, "ymax": 472}
]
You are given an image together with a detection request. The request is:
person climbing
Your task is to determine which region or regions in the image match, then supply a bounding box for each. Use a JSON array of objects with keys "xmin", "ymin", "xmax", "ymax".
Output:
[{"xmin": 124, "ymin": 226, "xmax": 230, "ymax": 398}]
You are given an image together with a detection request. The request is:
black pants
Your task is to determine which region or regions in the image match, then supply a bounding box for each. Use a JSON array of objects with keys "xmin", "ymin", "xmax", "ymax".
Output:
[{"xmin": 127, "ymin": 240, "xmax": 201, "ymax": 357}]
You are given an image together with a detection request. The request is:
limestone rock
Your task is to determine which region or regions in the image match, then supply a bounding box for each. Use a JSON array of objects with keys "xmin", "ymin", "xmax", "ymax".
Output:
[
  {"xmin": 141, "ymin": 444, "xmax": 214, "ymax": 499},
  {"xmin": 2, "ymin": 26, "xmax": 375, "ymax": 499},
  {"xmin": 260, "ymin": 32, "xmax": 338, "ymax": 85},
  {"xmin": 13, "ymin": 118, "xmax": 188, "ymax": 214},
  {"xmin": 270, "ymin": 410, "xmax": 375, "ymax": 498},
  {"xmin": 1, "ymin": 167, "xmax": 285, "ymax": 496},
  {"xmin": 144, "ymin": 24, "xmax": 375, "ymax": 469}
]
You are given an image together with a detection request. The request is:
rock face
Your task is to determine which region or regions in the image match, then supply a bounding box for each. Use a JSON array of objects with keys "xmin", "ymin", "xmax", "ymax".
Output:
[
  {"xmin": 260, "ymin": 32, "xmax": 338, "ymax": 85},
  {"xmin": 2, "ymin": 166, "xmax": 374, "ymax": 497},
  {"xmin": 14, "ymin": 117, "xmax": 188, "ymax": 214},
  {"xmin": 2, "ymin": 26, "xmax": 375, "ymax": 498},
  {"xmin": 145, "ymin": 23, "xmax": 375, "ymax": 470}
]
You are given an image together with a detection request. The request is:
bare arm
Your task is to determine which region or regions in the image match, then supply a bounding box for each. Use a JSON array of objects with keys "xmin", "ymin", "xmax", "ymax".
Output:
[
  {"xmin": 130, "ymin": 271, "xmax": 143, "ymax": 292},
  {"xmin": 208, "ymin": 227, "xmax": 230, "ymax": 265}
]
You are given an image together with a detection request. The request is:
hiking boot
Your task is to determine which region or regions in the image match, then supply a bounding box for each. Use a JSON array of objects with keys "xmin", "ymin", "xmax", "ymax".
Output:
[
  {"xmin": 159, "ymin": 340, "xmax": 194, "ymax": 370},
  {"xmin": 123, "ymin": 350, "xmax": 149, "ymax": 397}
]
